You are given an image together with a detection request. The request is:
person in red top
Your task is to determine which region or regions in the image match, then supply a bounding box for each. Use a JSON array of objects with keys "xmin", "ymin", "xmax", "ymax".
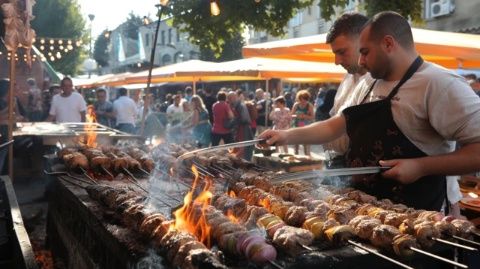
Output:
[{"xmin": 211, "ymin": 90, "xmax": 234, "ymax": 146}]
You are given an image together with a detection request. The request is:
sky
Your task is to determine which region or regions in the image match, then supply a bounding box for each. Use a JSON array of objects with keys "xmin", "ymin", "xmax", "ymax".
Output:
[{"xmin": 77, "ymin": 0, "xmax": 159, "ymax": 38}]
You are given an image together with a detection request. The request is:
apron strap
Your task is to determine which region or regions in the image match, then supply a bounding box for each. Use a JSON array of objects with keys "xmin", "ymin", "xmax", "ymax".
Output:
[
  {"xmin": 387, "ymin": 56, "xmax": 424, "ymax": 99},
  {"xmin": 360, "ymin": 56, "xmax": 424, "ymax": 104}
]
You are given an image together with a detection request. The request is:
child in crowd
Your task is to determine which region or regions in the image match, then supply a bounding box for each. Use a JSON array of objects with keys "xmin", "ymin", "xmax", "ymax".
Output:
[{"xmin": 269, "ymin": 96, "xmax": 291, "ymax": 153}]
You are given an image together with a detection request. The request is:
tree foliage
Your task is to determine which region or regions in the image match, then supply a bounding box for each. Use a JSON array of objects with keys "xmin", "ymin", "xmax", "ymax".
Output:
[
  {"xmin": 319, "ymin": 0, "xmax": 423, "ymax": 23},
  {"xmin": 31, "ymin": 0, "xmax": 87, "ymax": 76},
  {"xmin": 93, "ymin": 30, "xmax": 110, "ymax": 67},
  {"xmin": 123, "ymin": 12, "xmax": 143, "ymax": 40},
  {"xmin": 167, "ymin": 0, "xmax": 315, "ymax": 59}
]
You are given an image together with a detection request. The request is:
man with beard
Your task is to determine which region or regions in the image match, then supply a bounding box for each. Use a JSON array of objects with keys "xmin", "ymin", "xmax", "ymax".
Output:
[
  {"xmin": 322, "ymin": 12, "xmax": 371, "ymax": 167},
  {"xmin": 260, "ymin": 11, "xmax": 480, "ymax": 212}
]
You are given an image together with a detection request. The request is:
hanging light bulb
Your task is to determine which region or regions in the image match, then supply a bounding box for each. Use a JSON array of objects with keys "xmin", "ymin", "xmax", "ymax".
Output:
[
  {"xmin": 210, "ymin": 0, "xmax": 220, "ymax": 16},
  {"xmin": 58, "ymin": 40, "xmax": 63, "ymax": 45},
  {"xmin": 50, "ymin": 56, "xmax": 55, "ymax": 62},
  {"xmin": 49, "ymin": 39, "xmax": 54, "ymax": 44},
  {"xmin": 59, "ymin": 45, "xmax": 64, "ymax": 50},
  {"xmin": 40, "ymin": 39, "xmax": 45, "ymax": 44},
  {"xmin": 56, "ymin": 52, "xmax": 62, "ymax": 59},
  {"xmin": 49, "ymin": 46, "xmax": 54, "ymax": 50},
  {"xmin": 64, "ymin": 48, "xmax": 69, "ymax": 53}
]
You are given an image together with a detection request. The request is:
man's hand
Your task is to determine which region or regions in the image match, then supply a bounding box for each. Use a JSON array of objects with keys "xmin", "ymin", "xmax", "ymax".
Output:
[
  {"xmin": 379, "ymin": 159, "xmax": 425, "ymax": 184},
  {"xmin": 258, "ymin": 129, "xmax": 288, "ymax": 146}
]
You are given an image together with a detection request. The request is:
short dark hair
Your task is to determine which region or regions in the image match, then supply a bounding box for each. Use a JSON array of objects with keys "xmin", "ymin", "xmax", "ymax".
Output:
[
  {"xmin": 185, "ymin": 86, "xmax": 193, "ymax": 94},
  {"xmin": 326, "ymin": 12, "xmax": 369, "ymax": 44},
  {"xmin": 61, "ymin": 77, "xmax": 72, "ymax": 87},
  {"xmin": 0, "ymin": 79, "xmax": 9, "ymax": 99},
  {"xmin": 364, "ymin": 11, "xmax": 414, "ymax": 49},
  {"xmin": 96, "ymin": 88, "xmax": 107, "ymax": 95},
  {"xmin": 217, "ymin": 91, "xmax": 227, "ymax": 101},
  {"xmin": 118, "ymin": 87, "xmax": 127, "ymax": 96}
]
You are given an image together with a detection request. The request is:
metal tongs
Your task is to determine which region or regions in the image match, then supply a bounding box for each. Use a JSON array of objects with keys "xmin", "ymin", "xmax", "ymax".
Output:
[
  {"xmin": 271, "ymin": 166, "xmax": 391, "ymax": 183},
  {"xmin": 176, "ymin": 138, "xmax": 267, "ymax": 163}
]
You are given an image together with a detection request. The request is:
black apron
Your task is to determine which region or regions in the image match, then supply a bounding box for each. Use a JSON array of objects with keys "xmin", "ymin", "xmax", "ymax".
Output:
[{"xmin": 342, "ymin": 56, "xmax": 447, "ymax": 211}]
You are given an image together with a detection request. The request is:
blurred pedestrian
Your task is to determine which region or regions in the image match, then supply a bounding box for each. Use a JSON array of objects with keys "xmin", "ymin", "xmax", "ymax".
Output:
[
  {"xmin": 269, "ymin": 96, "xmax": 291, "ymax": 153},
  {"xmin": 47, "ymin": 77, "xmax": 86, "ymax": 123},
  {"xmin": 94, "ymin": 88, "xmax": 114, "ymax": 127},
  {"xmin": 113, "ymin": 87, "xmax": 137, "ymax": 134},
  {"xmin": 26, "ymin": 78, "xmax": 43, "ymax": 122},
  {"xmin": 190, "ymin": 95, "xmax": 212, "ymax": 148},
  {"xmin": 291, "ymin": 89, "xmax": 314, "ymax": 155},
  {"xmin": 228, "ymin": 91, "xmax": 253, "ymax": 160},
  {"xmin": 211, "ymin": 91, "xmax": 234, "ymax": 146}
]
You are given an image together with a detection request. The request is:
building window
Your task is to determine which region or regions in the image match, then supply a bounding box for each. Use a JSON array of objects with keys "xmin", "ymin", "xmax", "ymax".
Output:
[
  {"xmin": 290, "ymin": 12, "xmax": 302, "ymax": 27},
  {"xmin": 168, "ymin": 29, "xmax": 172, "ymax": 44},
  {"xmin": 161, "ymin": 31, "xmax": 165, "ymax": 45}
]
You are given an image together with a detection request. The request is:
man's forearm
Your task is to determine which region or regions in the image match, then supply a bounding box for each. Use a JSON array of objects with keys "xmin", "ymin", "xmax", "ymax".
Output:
[
  {"xmin": 286, "ymin": 115, "xmax": 346, "ymax": 145},
  {"xmin": 417, "ymin": 143, "xmax": 480, "ymax": 176}
]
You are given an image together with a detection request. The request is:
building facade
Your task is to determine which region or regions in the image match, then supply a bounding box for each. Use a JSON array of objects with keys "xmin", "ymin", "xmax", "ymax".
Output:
[{"xmin": 106, "ymin": 17, "xmax": 199, "ymax": 73}]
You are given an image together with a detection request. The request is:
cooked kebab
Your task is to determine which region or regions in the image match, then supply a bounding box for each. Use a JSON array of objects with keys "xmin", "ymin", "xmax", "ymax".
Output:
[
  {"xmin": 57, "ymin": 147, "xmax": 78, "ymax": 159},
  {"xmin": 126, "ymin": 147, "xmax": 155, "ymax": 172},
  {"xmin": 62, "ymin": 152, "xmax": 89, "ymax": 170},
  {"xmin": 85, "ymin": 184, "xmax": 227, "ymax": 269},
  {"xmin": 80, "ymin": 147, "xmax": 113, "ymax": 171},
  {"xmin": 213, "ymin": 193, "xmax": 314, "ymax": 255}
]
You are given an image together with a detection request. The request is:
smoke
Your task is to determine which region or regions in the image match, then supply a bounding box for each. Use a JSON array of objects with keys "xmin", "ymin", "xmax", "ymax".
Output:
[{"xmin": 131, "ymin": 249, "xmax": 166, "ymax": 269}]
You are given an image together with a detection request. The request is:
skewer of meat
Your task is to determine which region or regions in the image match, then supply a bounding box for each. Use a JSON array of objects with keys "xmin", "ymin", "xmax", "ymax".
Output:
[
  {"xmin": 126, "ymin": 147, "xmax": 155, "ymax": 173},
  {"xmin": 213, "ymin": 193, "xmax": 314, "ymax": 255},
  {"xmin": 85, "ymin": 184, "xmax": 227, "ymax": 269}
]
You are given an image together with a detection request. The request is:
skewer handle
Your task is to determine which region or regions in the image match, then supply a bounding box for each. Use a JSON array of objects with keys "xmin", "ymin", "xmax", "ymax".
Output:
[
  {"xmin": 432, "ymin": 237, "xmax": 477, "ymax": 251},
  {"xmin": 410, "ymin": 247, "xmax": 468, "ymax": 268},
  {"xmin": 347, "ymin": 240, "xmax": 414, "ymax": 269},
  {"xmin": 453, "ymin": 235, "xmax": 480, "ymax": 248}
]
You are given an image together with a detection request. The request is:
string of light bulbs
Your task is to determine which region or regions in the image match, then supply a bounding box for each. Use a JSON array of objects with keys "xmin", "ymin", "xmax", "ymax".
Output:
[{"xmin": 34, "ymin": 37, "xmax": 84, "ymax": 62}]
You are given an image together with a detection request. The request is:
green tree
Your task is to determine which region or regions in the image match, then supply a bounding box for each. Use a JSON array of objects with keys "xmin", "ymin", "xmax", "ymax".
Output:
[
  {"xmin": 31, "ymin": 0, "xmax": 86, "ymax": 75},
  {"xmin": 123, "ymin": 12, "xmax": 144, "ymax": 40},
  {"xmin": 167, "ymin": 0, "xmax": 315, "ymax": 59},
  {"xmin": 319, "ymin": 0, "xmax": 423, "ymax": 23},
  {"xmin": 93, "ymin": 30, "xmax": 110, "ymax": 67}
]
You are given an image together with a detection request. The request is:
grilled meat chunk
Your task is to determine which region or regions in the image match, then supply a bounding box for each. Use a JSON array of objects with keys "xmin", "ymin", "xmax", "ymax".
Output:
[
  {"xmin": 272, "ymin": 226, "xmax": 314, "ymax": 255},
  {"xmin": 371, "ymin": 225, "xmax": 401, "ymax": 249}
]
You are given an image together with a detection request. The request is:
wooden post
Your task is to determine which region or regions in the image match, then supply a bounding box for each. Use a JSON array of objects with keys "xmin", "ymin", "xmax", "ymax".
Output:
[
  {"xmin": 264, "ymin": 79, "xmax": 269, "ymax": 128},
  {"xmin": 7, "ymin": 52, "xmax": 15, "ymax": 180}
]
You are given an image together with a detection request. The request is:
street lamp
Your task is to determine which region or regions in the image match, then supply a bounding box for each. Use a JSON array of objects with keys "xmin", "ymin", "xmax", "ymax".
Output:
[
  {"xmin": 86, "ymin": 14, "xmax": 96, "ymax": 78},
  {"xmin": 139, "ymin": 0, "xmax": 170, "ymax": 135}
]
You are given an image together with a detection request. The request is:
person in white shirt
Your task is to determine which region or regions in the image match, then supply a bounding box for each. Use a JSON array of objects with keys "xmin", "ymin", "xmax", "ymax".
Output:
[
  {"xmin": 320, "ymin": 13, "xmax": 372, "ymax": 166},
  {"xmin": 166, "ymin": 94, "xmax": 184, "ymax": 125},
  {"xmin": 113, "ymin": 87, "xmax": 137, "ymax": 134},
  {"xmin": 47, "ymin": 77, "xmax": 86, "ymax": 123}
]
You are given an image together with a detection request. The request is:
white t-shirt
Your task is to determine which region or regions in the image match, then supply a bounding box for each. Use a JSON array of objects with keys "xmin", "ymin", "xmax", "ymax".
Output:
[
  {"xmin": 166, "ymin": 104, "xmax": 184, "ymax": 114},
  {"xmin": 350, "ymin": 62, "xmax": 480, "ymax": 205},
  {"xmin": 113, "ymin": 96, "xmax": 137, "ymax": 126},
  {"xmin": 323, "ymin": 73, "xmax": 373, "ymax": 155},
  {"xmin": 49, "ymin": 92, "xmax": 87, "ymax": 123},
  {"xmin": 351, "ymin": 61, "xmax": 480, "ymax": 155}
]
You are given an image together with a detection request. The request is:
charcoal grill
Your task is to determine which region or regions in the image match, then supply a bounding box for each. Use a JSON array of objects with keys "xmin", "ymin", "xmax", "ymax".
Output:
[
  {"xmin": 42, "ymin": 143, "xmax": 480, "ymax": 269},
  {"xmin": 0, "ymin": 176, "xmax": 37, "ymax": 269}
]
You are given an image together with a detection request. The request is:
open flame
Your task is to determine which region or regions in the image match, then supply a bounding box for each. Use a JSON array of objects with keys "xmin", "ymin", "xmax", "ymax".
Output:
[
  {"xmin": 259, "ymin": 198, "xmax": 271, "ymax": 211},
  {"xmin": 228, "ymin": 190, "xmax": 236, "ymax": 198},
  {"xmin": 85, "ymin": 105, "xmax": 97, "ymax": 147},
  {"xmin": 226, "ymin": 208, "xmax": 239, "ymax": 223},
  {"xmin": 171, "ymin": 165, "xmax": 213, "ymax": 247}
]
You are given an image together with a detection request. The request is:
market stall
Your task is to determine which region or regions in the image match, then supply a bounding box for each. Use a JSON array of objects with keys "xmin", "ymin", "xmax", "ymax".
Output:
[{"xmin": 243, "ymin": 28, "xmax": 480, "ymax": 69}]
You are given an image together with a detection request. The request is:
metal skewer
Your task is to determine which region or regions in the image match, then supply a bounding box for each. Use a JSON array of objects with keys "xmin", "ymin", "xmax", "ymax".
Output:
[
  {"xmin": 453, "ymin": 235, "xmax": 480, "ymax": 247},
  {"xmin": 347, "ymin": 240, "xmax": 414, "ymax": 269},
  {"xmin": 410, "ymin": 246, "xmax": 468, "ymax": 268},
  {"xmin": 58, "ymin": 176, "xmax": 89, "ymax": 189},
  {"xmin": 122, "ymin": 169, "xmax": 173, "ymax": 208},
  {"xmin": 79, "ymin": 167, "xmax": 97, "ymax": 184},
  {"xmin": 432, "ymin": 237, "xmax": 477, "ymax": 251},
  {"xmin": 138, "ymin": 167, "xmax": 151, "ymax": 177},
  {"xmin": 268, "ymin": 260, "xmax": 284, "ymax": 269},
  {"xmin": 101, "ymin": 166, "xmax": 114, "ymax": 179}
]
